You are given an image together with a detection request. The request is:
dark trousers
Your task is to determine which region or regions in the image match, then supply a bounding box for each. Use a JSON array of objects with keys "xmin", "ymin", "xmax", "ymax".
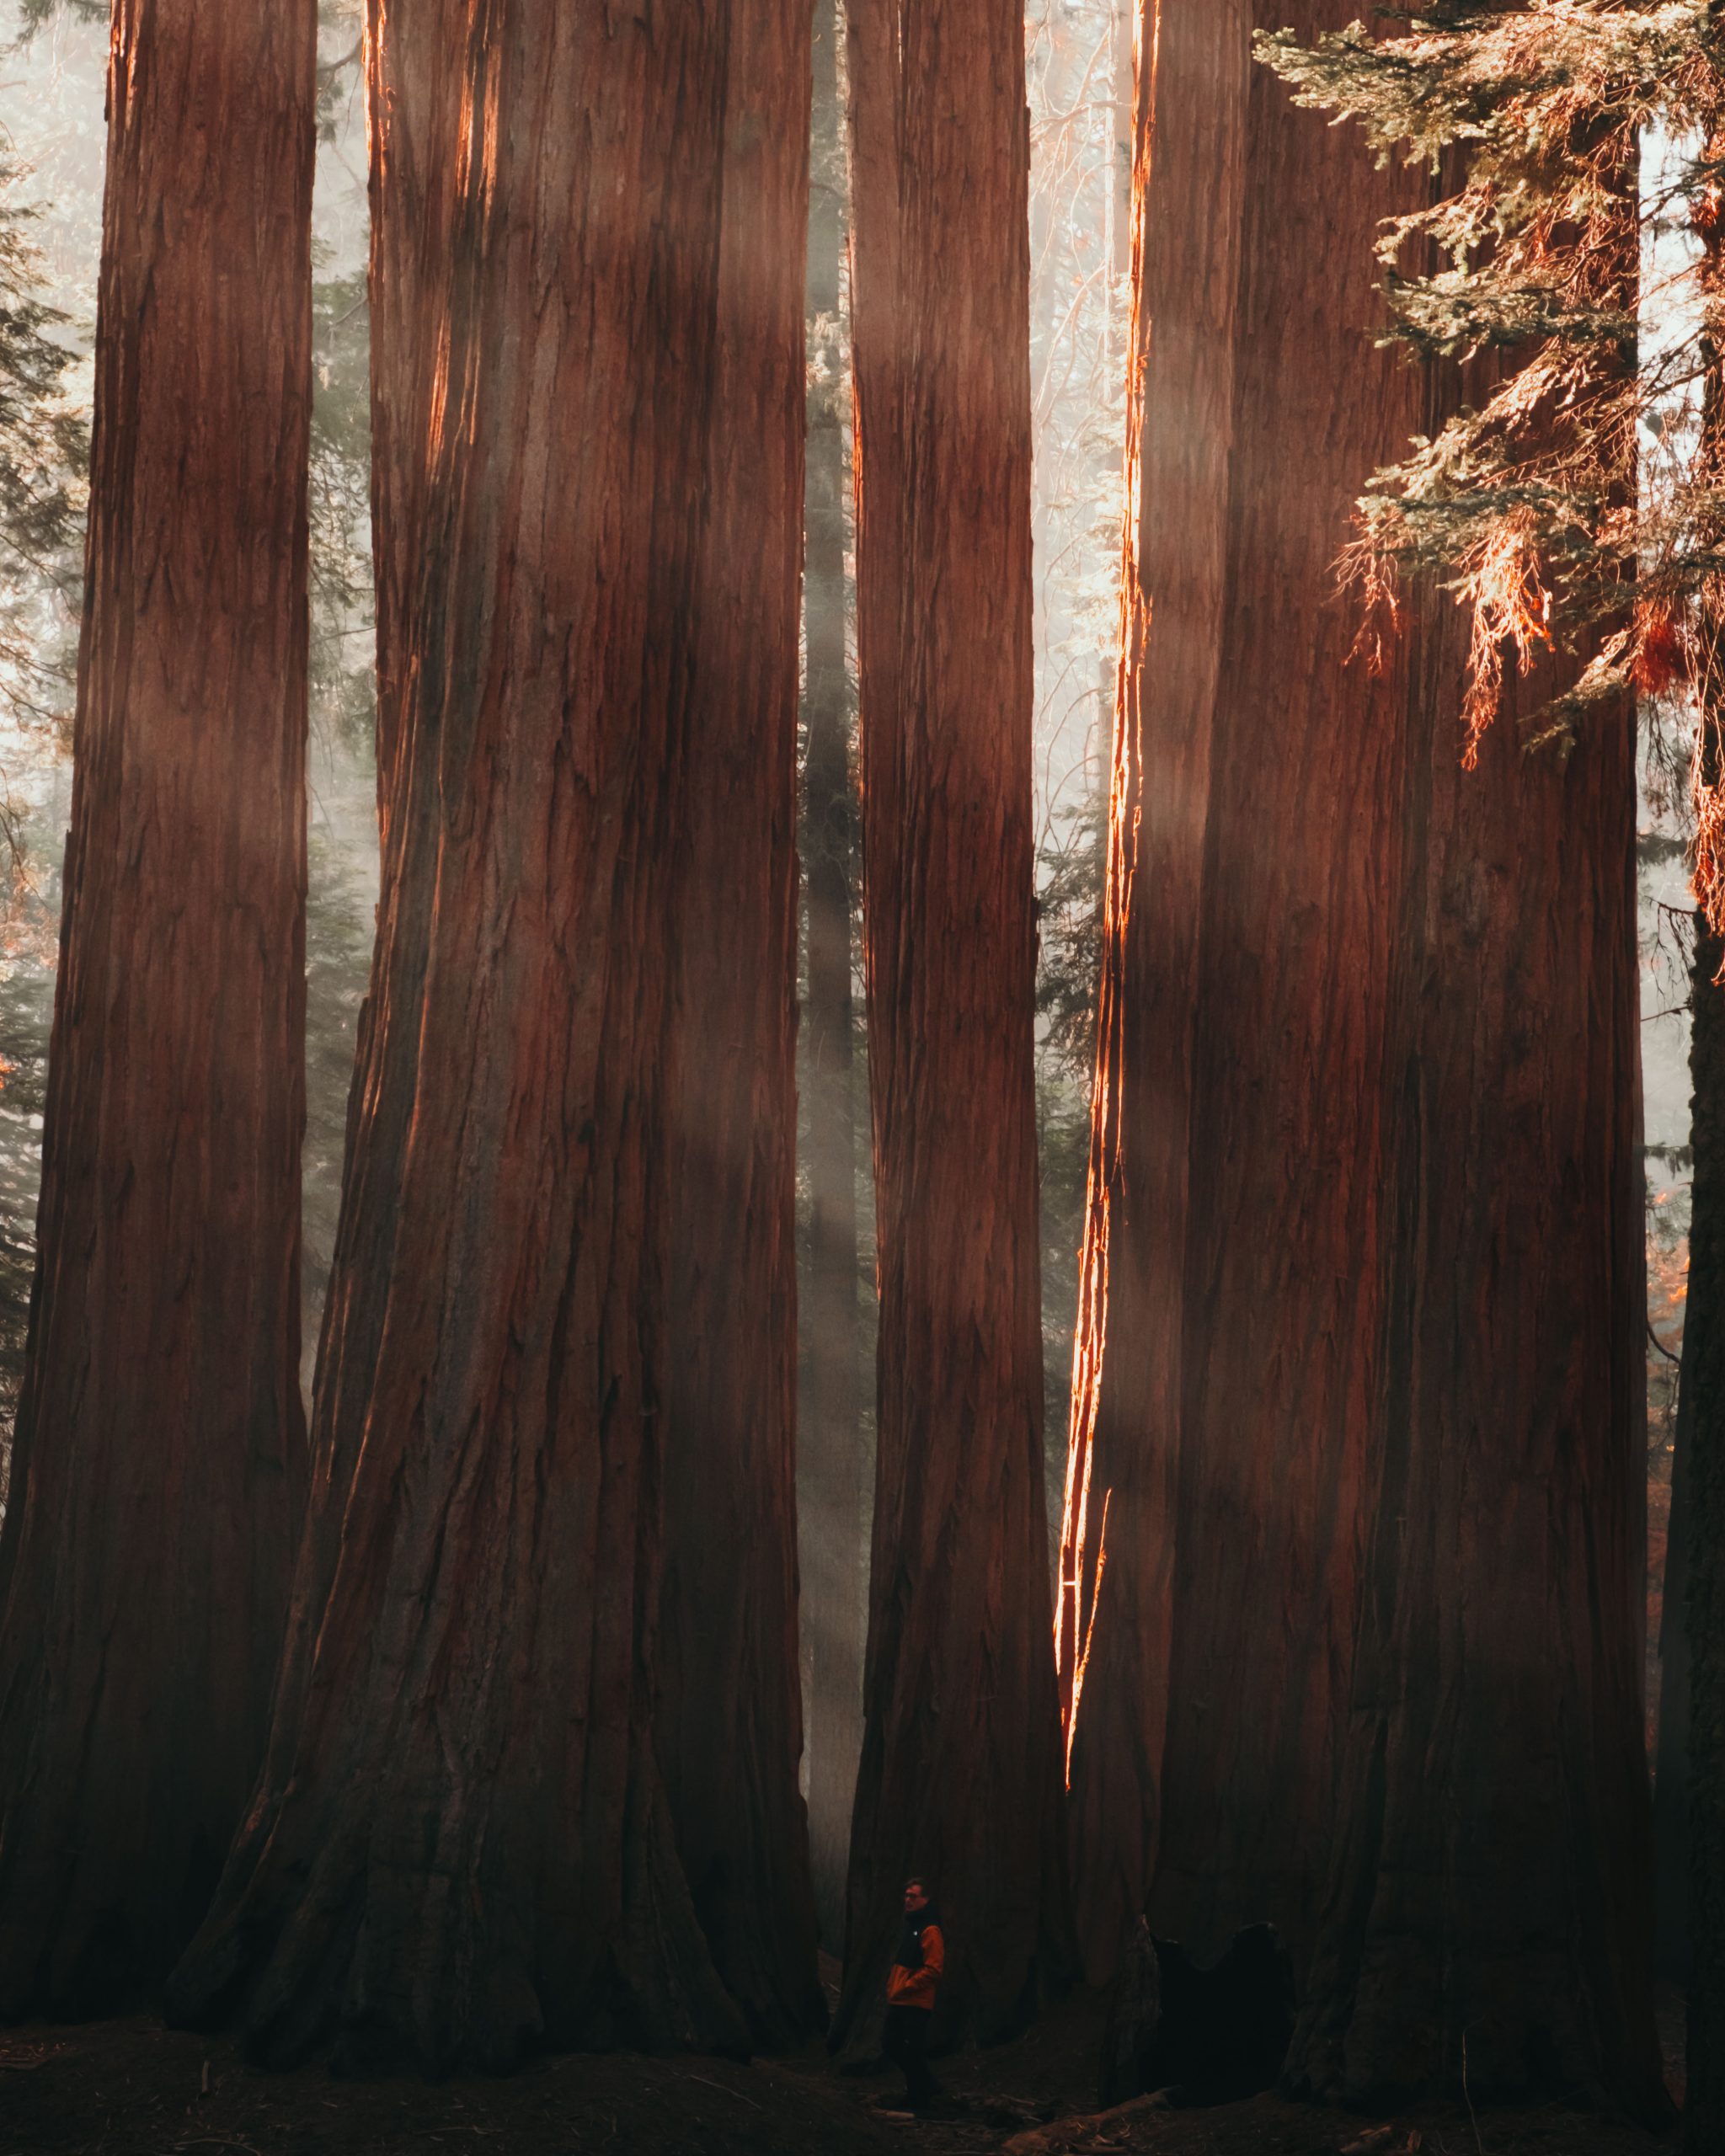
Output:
[{"xmin": 883, "ymin": 2004, "xmax": 940, "ymax": 2108}]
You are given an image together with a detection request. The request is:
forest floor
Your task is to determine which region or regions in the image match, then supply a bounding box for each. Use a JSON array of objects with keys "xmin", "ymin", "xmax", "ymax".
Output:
[{"xmin": 0, "ymin": 1983, "xmax": 1686, "ymax": 2156}]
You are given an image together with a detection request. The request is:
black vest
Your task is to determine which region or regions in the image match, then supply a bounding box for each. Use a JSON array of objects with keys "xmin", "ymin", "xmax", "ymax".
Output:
[{"xmin": 895, "ymin": 1903, "xmax": 940, "ymax": 1970}]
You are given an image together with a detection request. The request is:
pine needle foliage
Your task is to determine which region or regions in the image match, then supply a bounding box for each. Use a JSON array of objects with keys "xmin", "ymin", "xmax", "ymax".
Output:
[{"xmin": 1260, "ymin": 4, "xmax": 1725, "ymax": 914}]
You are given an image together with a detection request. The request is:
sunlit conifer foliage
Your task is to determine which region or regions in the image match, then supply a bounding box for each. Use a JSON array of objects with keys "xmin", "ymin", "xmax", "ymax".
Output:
[{"xmin": 1263, "ymin": 4, "xmax": 1725, "ymax": 886}]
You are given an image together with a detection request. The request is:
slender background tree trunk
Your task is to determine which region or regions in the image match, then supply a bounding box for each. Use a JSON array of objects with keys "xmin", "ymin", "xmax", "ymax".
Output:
[
  {"xmin": 167, "ymin": 0, "xmax": 747, "ymax": 2073},
  {"xmin": 834, "ymin": 0, "xmax": 1074, "ymax": 2057},
  {"xmin": 0, "ymin": 0, "xmax": 314, "ymax": 2018},
  {"xmin": 799, "ymin": 0, "xmax": 867, "ymax": 1959},
  {"xmin": 655, "ymin": 0, "xmax": 825, "ymax": 2051}
]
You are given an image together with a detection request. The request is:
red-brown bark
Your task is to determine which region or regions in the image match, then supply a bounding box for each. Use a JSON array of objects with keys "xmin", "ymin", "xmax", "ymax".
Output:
[
  {"xmin": 654, "ymin": 0, "xmax": 825, "ymax": 2050},
  {"xmin": 1057, "ymin": 0, "xmax": 1248, "ymax": 1991},
  {"xmin": 0, "ymin": 0, "xmax": 314, "ymax": 2017},
  {"xmin": 1277, "ymin": 136, "xmax": 1667, "ymax": 2120},
  {"xmin": 166, "ymin": 0, "xmax": 749, "ymax": 2073},
  {"xmin": 1286, "ymin": 658, "xmax": 1669, "ymax": 2120},
  {"xmin": 1060, "ymin": 0, "xmax": 1429, "ymax": 1986},
  {"xmin": 1664, "ymin": 163, "xmax": 1725, "ymax": 2149},
  {"xmin": 1685, "ymin": 914, "xmax": 1725, "ymax": 2147},
  {"xmin": 798, "ymin": 0, "xmax": 868, "ymax": 1954},
  {"xmin": 833, "ymin": 0, "xmax": 1074, "ymax": 2055}
]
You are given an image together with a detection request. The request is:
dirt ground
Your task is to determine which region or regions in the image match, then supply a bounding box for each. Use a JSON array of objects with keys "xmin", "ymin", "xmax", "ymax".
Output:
[{"xmin": 0, "ymin": 1985, "xmax": 1685, "ymax": 2156}]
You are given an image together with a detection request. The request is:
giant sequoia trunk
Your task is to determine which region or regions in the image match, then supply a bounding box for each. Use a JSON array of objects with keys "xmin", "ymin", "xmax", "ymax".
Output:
[
  {"xmin": 1669, "ymin": 173, "xmax": 1725, "ymax": 2151},
  {"xmin": 654, "ymin": 0, "xmax": 825, "ymax": 2051},
  {"xmin": 1284, "ymin": 643, "xmax": 1669, "ymax": 2119},
  {"xmin": 798, "ymin": 0, "xmax": 868, "ymax": 1956},
  {"xmin": 1284, "ymin": 144, "xmax": 1664, "ymax": 2112},
  {"xmin": 1056, "ymin": 0, "xmax": 1247, "ymax": 1990},
  {"xmin": 166, "ymin": 0, "xmax": 750, "ymax": 2073},
  {"xmin": 1059, "ymin": 0, "xmax": 1428, "ymax": 1987},
  {"xmin": 0, "ymin": 0, "xmax": 313, "ymax": 2017},
  {"xmin": 1689, "ymin": 926, "xmax": 1725, "ymax": 2142},
  {"xmin": 832, "ymin": 0, "xmax": 1073, "ymax": 2056}
]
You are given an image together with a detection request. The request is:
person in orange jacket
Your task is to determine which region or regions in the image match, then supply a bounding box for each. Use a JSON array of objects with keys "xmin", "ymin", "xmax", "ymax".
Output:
[{"xmin": 883, "ymin": 1876, "xmax": 944, "ymax": 2112}]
